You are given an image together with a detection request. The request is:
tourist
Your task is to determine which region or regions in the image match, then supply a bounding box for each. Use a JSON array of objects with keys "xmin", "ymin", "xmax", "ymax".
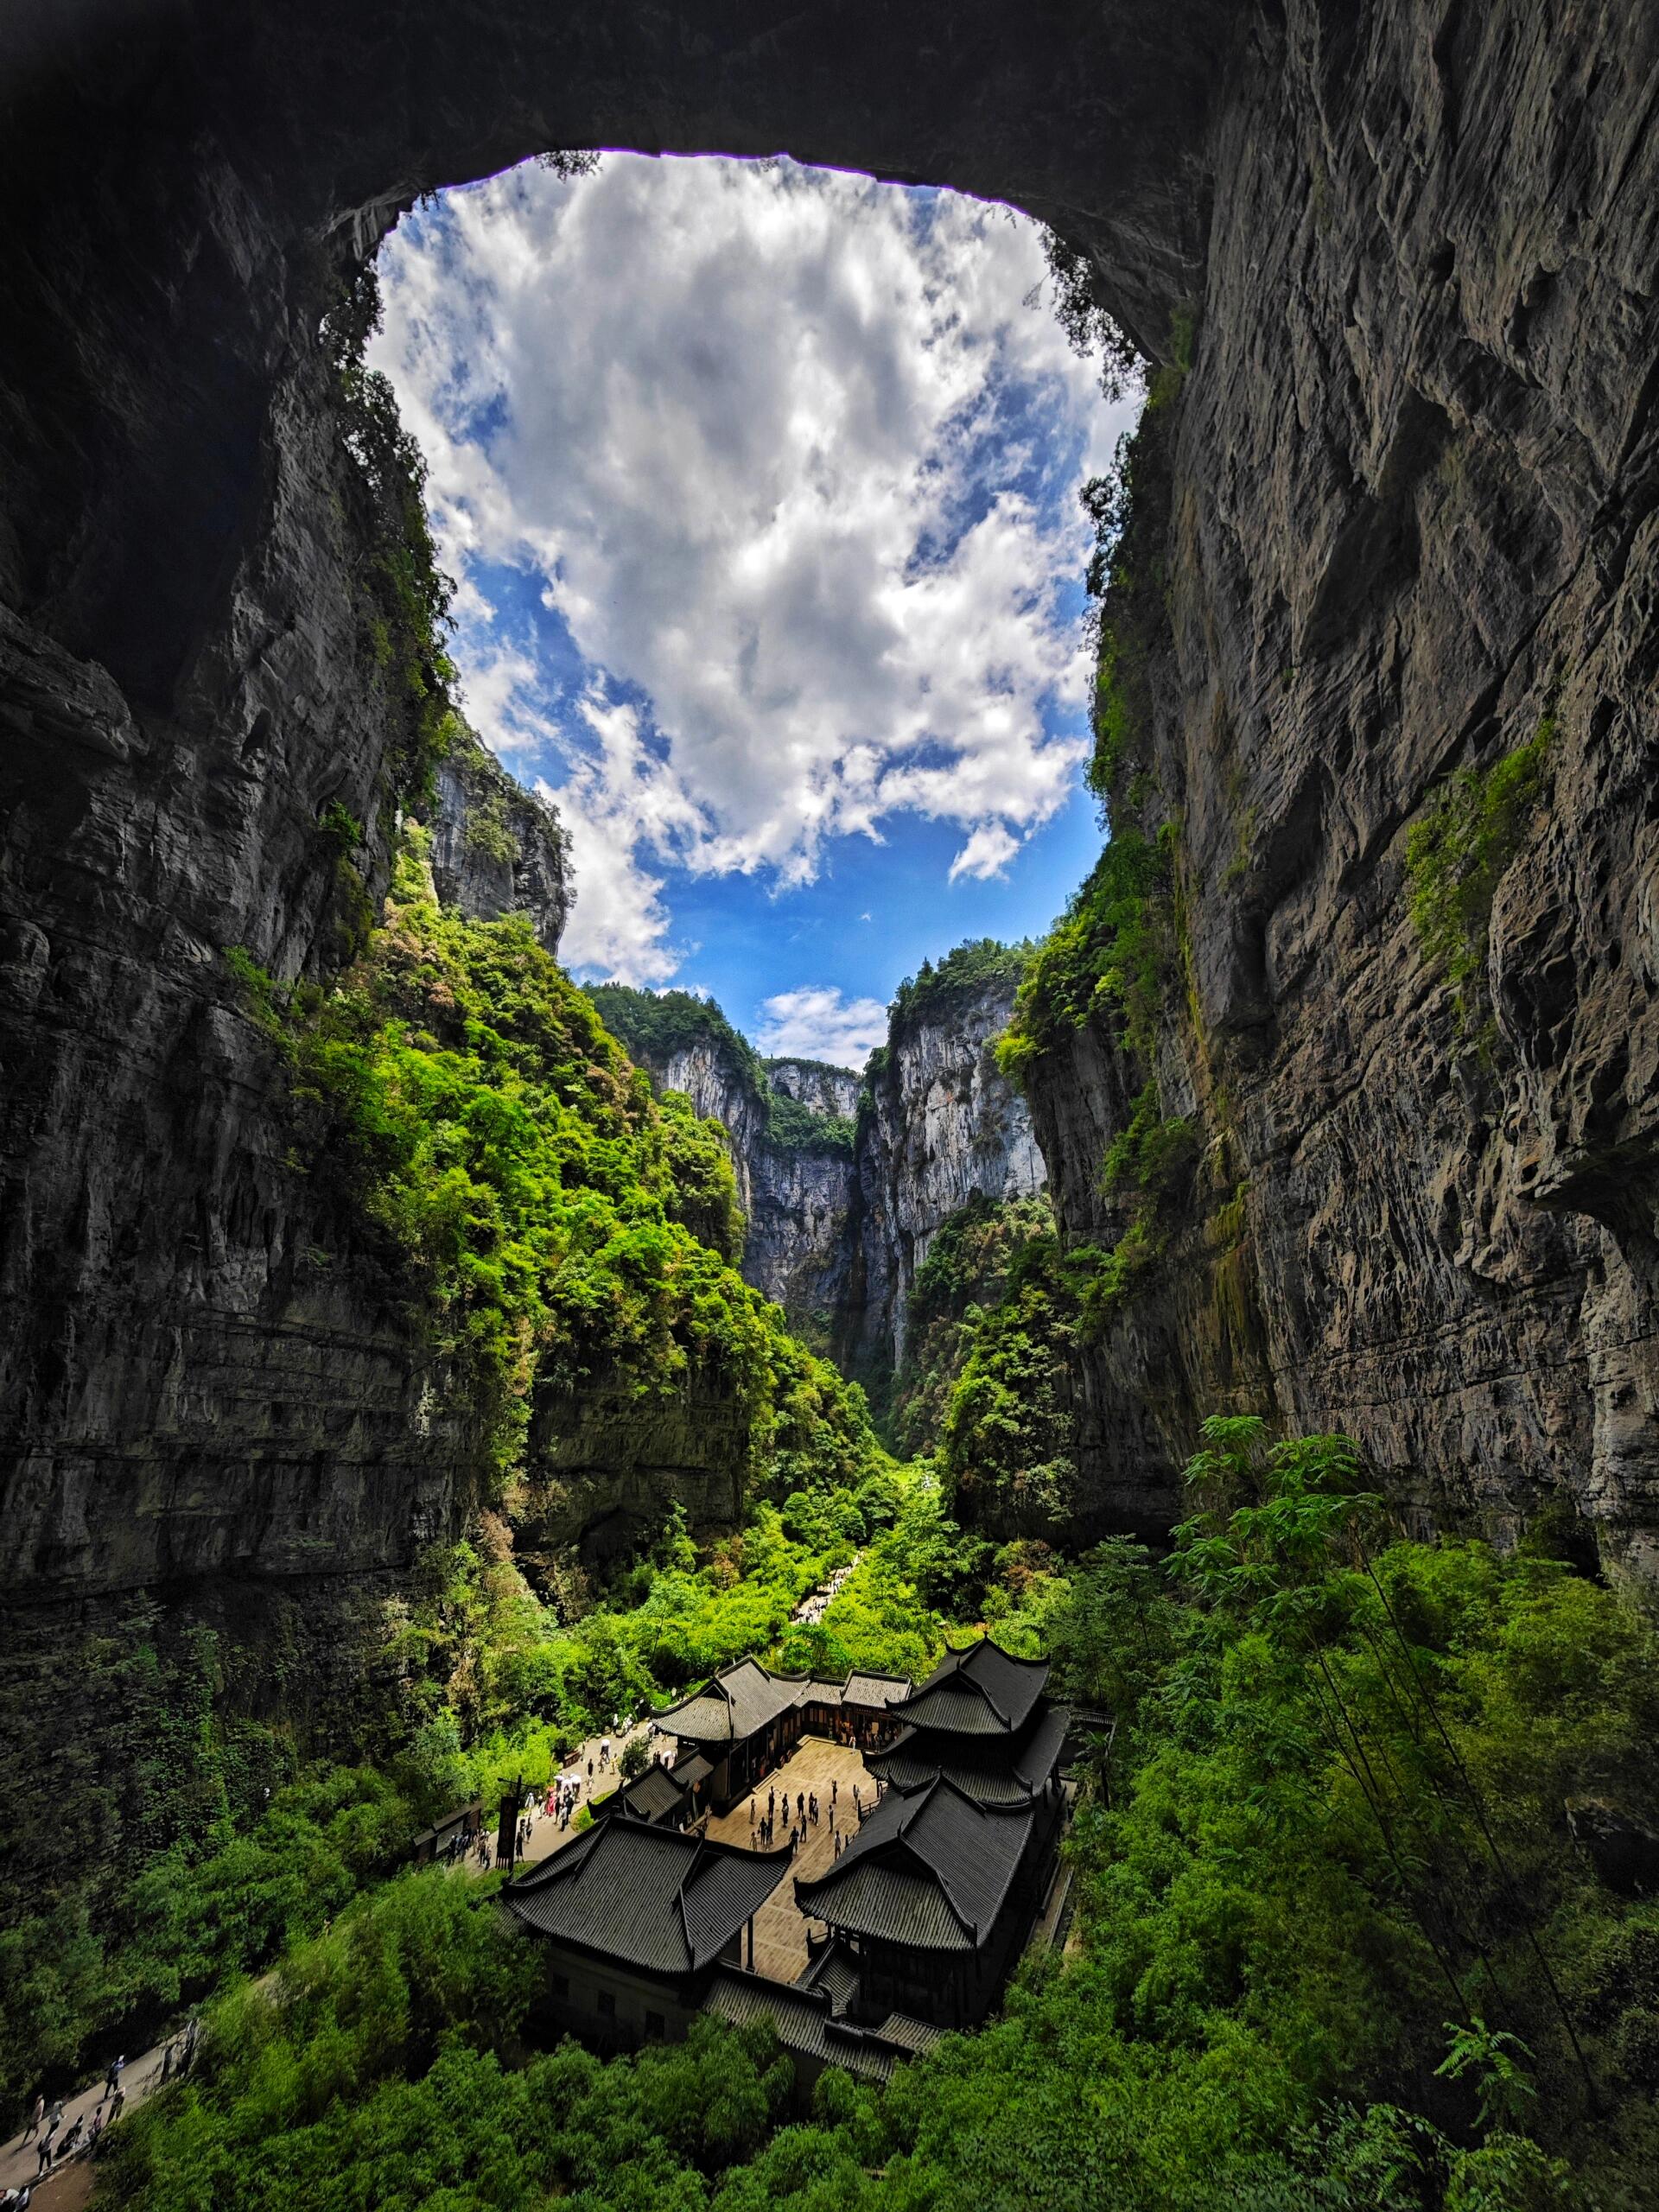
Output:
[
  {"xmin": 88, "ymin": 2107, "xmax": 105, "ymax": 2147},
  {"xmin": 102, "ymin": 2055, "xmax": 124, "ymax": 2104},
  {"xmin": 797, "ymin": 1791, "xmax": 804, "ymax": 1821},
  {"xmin": 58, "ymin": 2118, "xmax": 83, "ymax": 2161},
  {"xmin": 34, "ymin": 2140, "xmax": 52, "ymax": 2181},
  {"xmin": 21, "ymin": 2091, "xmax": 43, "ymax": 2144},
  {"xmin": 767, "ymin": 1787, "xmax": 775, "ymax": 1819},
  {"xmin": 107, "ymin": 2084, "xmax": 125, "ymax": 2122},
  {"xmin": 749, "ymin": 1799, "xmax": 756, "ymax": 1828}
]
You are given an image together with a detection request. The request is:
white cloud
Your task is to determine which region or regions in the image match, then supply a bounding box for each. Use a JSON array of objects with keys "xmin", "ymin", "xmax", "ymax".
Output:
[
  {"xmin": 754, "ymin": 985, "xmax": 892, "ymax": 1069},
  {"xmin": 948, "ymin": 822, "xmax": 1020, "ymax": 881},
  {"xmin": 370, "ymin": 154, "xmax": 1136, "ymax": 978}
]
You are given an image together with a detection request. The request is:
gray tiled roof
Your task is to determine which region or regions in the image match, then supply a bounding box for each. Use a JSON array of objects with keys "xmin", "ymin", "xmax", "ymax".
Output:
[
  {"xmin": 842, "ymin": 1671, "xmax": 912, "ymax": 1710},
  {"xmin": 799, "ymin": 1938, "xmax": 861, "ymax": 2016},
  {"xmin": 889, "ymin": 1638, "xmax": 1048, "ymax": 1738},
  {"xmin": 868, "ymin": 1705, "xmax": 1071, "ymax": 1803},
  {"xmin": 702, "ymin": 1968, "xmax": 932, "ymax": 2083},
  {"xmin": 502, "ymin": 1819, "xmax": 790, "ymax": 1974},
  {"xmin": 616, "ymin": 1763, "xmax": 685, "ymax": 1821},
  {"xmin": 658, "ymin": 1657, "xmax": 807, "ymax": 1745},
  {"xmin": 660, "ymin": 1661, "xmax": 915, "ymax": 1747},
  {"xmin": 795, "ymin": 1776, "xmax": 1034, "ymax": 1951}
]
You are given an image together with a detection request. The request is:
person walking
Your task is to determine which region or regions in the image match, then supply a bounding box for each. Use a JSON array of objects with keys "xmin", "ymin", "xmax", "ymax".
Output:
[
  {"xmin": 21, "ymin": 2091, "xmax": 44, "ymax": 2145},
  {"xmin": 101, "ymin": 2055, "xmax": 124, "ymax": 2105},
  {"xmin": 749, "ymin": 1799, "xmax": 756, "ymax": 1829},
  {"xmin": 34, "ymin": 2135, "xmax": 53, "ymax": 2181},
  {"xmin": 107, "ymin": 2084, "xmax": 125, "ymax": 2123},
  {"xmin": 830, "ymin": 1778, "xmax": 837, "ymax": 1808},
  {"xmin": 57, "ymin": 2119, "xmax": 83, "ymax": 2162}
]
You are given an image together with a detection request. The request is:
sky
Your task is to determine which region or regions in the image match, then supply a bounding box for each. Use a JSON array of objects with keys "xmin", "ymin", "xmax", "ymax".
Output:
[{"xmin": 370, "ymin": 153, "xmax": 1138, "ymax": 1066}]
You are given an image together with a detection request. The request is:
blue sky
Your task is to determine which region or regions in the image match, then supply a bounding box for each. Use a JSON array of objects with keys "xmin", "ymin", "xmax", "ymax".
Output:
[{"xmin": 371, "ymin": 154, "xmax": 1137, "ymax": 1064}]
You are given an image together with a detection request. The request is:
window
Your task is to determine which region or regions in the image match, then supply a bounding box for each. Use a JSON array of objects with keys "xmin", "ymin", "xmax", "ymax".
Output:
[
  {"xmin": 551, "ymin": 1973, "xmax": 569, "ymax": 1999},
  {"xmin": 645, "ymin": 2010, "xmax": 665, "ymax": 2040},
  {"xmin": 597, "ymin": 1990, "xmax": 616, "ymax": 2018}
]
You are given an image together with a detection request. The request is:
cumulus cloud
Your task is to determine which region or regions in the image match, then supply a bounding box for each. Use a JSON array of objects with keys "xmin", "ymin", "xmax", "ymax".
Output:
[
  {"xmin": 754, "ymin": 986, "xmax": 892, "ymax": 1069},
  {"xmin": 370, "ymin": 153, "xmax": 1134, "ymax": 977},
  {"xmin": 948, "ymin": 822, "xmax": 1020, "ymax": 881}
]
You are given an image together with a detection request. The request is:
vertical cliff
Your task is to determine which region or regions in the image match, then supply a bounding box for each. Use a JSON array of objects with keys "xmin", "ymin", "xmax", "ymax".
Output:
[
  {"xmin": 594, "ymin": 948, "xmax": 1046, "ymax": 1414},
  {"xmin": 1011, "ymin": 2, "xmax": 1659, "ymax": 1564},
  {"xmin": 427, "ymin": 720, "xmax": 572, "ymax": 954},
  {"xmin": 845, "ymin": 950, "xmax": 1047, "ymax": 1402}
]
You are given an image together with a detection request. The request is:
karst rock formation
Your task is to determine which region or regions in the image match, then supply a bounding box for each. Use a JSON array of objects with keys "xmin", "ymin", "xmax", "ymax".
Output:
[{"xmin": 0, "ymin": 0, "xmax": 1655, "ymax": 1746}]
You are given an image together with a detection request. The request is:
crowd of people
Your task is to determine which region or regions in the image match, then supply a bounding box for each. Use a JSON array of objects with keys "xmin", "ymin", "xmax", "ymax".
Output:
[
  {"xmin": 10, "ymin": 2018, "xmax": 200, "ymax": 2194},
  {"xmin": 749, "ymin": 1772, "xmax": 871, "ymax": 1852}
]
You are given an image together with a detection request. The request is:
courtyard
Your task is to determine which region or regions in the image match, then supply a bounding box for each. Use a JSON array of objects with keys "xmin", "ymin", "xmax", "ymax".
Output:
[{"xmin": 702, "ymin": 1735, "xmax": 875, "ymax": 1982}]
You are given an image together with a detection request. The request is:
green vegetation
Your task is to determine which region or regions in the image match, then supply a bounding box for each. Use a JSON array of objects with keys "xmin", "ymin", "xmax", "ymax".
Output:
[
  {"xmin": 588, "ymin": 984, "xmax": 857, "ymax": 1156},
  {"xmin": 1406, "ymin": 724, "xmax": 1553, "ymax": 1026},
  {"xmin": 996, "ymin": 830, "xmax": 1173, "ymax": 1082},
  {"xmin": 885, "ymin": 937, "xmax": 1033, "ymax": 1039},
  {"xmin": 80, "ymin": 1418, "xmax": 1659, "ymax": 2211},
  {"xmin": 321, "ymin": 264, "xmax": 458, "ymax": 821},
  {"xmin": 1040, "ymin": 228, "xmax": 1141, "ymax": 403},
  {"xmin": 462, "ymin": 789, "xmax": 519, "ymax": 868},
  {"xmin": 260, "ymin": 829, "xmax": 874, "ymax": 1484},
  {"xmin": 889, "ymin": 1192, "xmax": 1058, "ymax": 1456}
]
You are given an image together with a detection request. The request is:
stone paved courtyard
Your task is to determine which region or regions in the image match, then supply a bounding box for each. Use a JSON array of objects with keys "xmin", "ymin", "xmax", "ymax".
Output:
[{"xmin": 703, "ymin": 1736, "xmax": 874, "ymax": 1982}]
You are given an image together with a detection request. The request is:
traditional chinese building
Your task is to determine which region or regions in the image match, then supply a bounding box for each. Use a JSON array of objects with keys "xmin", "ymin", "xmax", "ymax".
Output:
[
  {"xmin": 792, "ymin": 1638, "xmax": 1070, "ymax": 2031},
  {"xmin": 657, "ymin": 1658, "xmax": 911, "ymax": 1811},
  {"xmin": 501, "ymin": 1814, "xmax": 791, "ymax": 2050}
]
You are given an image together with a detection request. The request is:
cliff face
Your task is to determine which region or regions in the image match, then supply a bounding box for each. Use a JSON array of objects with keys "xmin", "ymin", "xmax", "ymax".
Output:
[
  {"xmin": 0, "ymin": 0, "xmax": 1654, "ymax": 1694},
  {"xmin": 1023, "ymin": 2, "xmax": 1659, "ymax": 1565},
  {"xmin": 591, "ymin": 1007, "xmax": 861, "ymax": 1347},
  {"xmin": 601, "ymin": 972, "xmax": 1043, "ymax": 1388},
  {"xmin": 428, "ymin": 723, "xmax": 572, "ymax": 954},
  {"xmin": 848, "ymin": 977, "xmax": 1047, "ymax": 1389}
]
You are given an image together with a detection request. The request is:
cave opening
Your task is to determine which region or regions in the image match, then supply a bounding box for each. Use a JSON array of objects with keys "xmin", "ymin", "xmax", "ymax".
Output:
[{"xmin": 362, "ymin": 149, "xmax": 1141, "ymax": 1049}]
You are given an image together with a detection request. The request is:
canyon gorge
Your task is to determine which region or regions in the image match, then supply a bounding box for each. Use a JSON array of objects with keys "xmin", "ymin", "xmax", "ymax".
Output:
[{"xmin": 1, "ymin": 0, "xmax": 1656, "ymax": 1787}]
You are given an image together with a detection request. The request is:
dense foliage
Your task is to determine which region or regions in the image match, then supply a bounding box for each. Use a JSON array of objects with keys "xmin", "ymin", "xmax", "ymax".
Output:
[
  {"xmin": 883, "ymin": 1192, "xmax": 1088, "ymax": 1542},
  {"xmin": 321, "ymin": 262, "xmax": 461, "ymax": 845},
  {"xmin": 85, "ymin": 1420, "xmax": 1659, "ymax": 2211},
  {"xmin": 589, "ymin": 985, "xmax": 857, "ymax": 1155},
  {"xmin": 263, "ymin": 831, "xmax": 874, "ymax": 1487}
]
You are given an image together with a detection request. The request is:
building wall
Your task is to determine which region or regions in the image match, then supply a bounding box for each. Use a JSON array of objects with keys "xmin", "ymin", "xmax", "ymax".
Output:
[{"xmin": 525, "ymin": 1945, "xmax": 741, "ymax": 2054}]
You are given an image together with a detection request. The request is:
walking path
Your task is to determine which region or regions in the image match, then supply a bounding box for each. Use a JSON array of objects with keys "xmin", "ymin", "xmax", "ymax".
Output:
[
  {"xmin": 791, "ymin": 1554, "xmax": 861, "ymax": 1627},
  {"xmin": 0, "ymin": 2039, "xmax": 181, "ymax": 2205},
  {"xmin": 1, "ymin": 1713, "xmax": 659, "ymax": 2204},
  {"xmin": 511, "ymin": 1713, "xmax": 656, "ymax": 1870}
]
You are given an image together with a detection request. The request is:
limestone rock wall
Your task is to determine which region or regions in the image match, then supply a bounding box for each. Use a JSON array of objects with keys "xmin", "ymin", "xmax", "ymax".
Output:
[
  {"xmin": 0, "ymin": 0, "xmax": 1654, "ymax": 1677},
  {"xmin": 1026, "ymin": 0, "xmax": 1659, "ymax": 1561},
  {"xmin": 428, "ymin": 722, "xmax": 572, "ymax": 954},
  {"xmin": 848, "ymin": 980, "xmax": 1047, "ymax": 1385},
  {"xmin": 617, "ymin": 1029, "xmax": 860, "ymax": 1345}
]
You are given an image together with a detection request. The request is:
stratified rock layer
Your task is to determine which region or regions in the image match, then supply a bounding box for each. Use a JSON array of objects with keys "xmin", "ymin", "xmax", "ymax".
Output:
[{"xmin": 1027, "ymin": 3, "xmax": 1659, "ymax": 1564}]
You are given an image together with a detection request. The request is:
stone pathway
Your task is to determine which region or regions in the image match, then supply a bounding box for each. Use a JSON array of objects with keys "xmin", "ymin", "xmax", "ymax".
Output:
[
  {"xmin": 511, "ymin": 1713, "xmax": 657, "ymax": 1871},
  {"xmin": 703, "ymin": 1737, "xmax": 874, "ymax": 1982},
  {"xmin": 791, "ymin": 1555, "xmax": 861, "ymax": 1627},
  {"xmin": 0, "ymin": 2037, "xmax": 182, "ymax": 2206},
  {"xmin": 0, "ymin": 1713, "xmax": 662, "ymax": 2204}
]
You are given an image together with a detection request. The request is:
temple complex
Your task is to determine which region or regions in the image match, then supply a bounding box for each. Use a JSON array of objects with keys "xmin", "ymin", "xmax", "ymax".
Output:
[
  {"xmin": 500, "ymin": 1816, "xmax": 792, "ymax": 2050},
  {"xmin": 502, "ymin": 1637, "xmax": 1073, "ymax": 2076}
]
